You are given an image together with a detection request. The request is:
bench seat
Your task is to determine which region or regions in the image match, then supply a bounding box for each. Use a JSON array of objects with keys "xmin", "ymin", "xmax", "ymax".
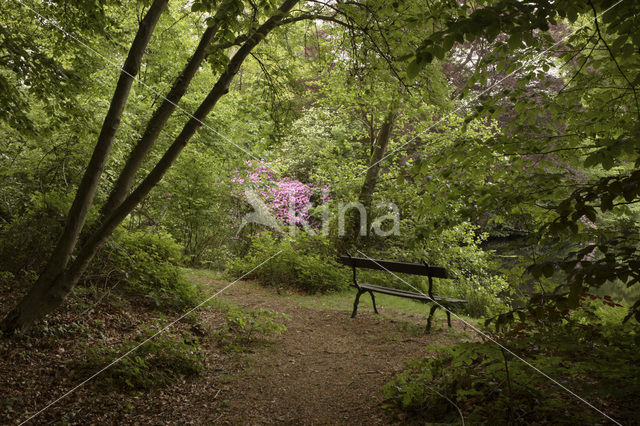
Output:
[
  {"xmin": 338, "ymin": 254, "xmax": 467, "ymax": 332},
  {"xmin": 353, "ymin": 283, "xmax": 468, "ymax": 304}
]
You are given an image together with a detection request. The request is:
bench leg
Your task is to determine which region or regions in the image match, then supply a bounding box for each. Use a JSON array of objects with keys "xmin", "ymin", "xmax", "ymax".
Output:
[
  {"xmin": 351, "ymin": 290, "xmax": 364, "ymax": 318},
  {"xmin": 368, "ymin": 291, "xmax": 379, "ymax": 314},
  {"xmin": 446, "ymin": 310, "xmax": 452, "ymax": 327},
  {"xmin": 426, "ymin": 304, "xmax": 439, "ymax": 333}
]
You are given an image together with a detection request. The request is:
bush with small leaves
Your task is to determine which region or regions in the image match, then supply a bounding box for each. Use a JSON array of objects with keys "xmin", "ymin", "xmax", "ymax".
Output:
[
  {"xmin": 87, "ymin": 229, "xmax": 203, "ymax": 310},
  {"xmin": 227, "ymin": 231, "xmax": 349, "ymax": 293}
]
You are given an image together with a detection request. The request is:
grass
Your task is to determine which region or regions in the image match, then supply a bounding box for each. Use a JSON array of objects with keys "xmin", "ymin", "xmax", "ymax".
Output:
[
  {"xmin": 183, "ymin": 267, "xmax": 479, "ymax": 332},
  {"xmin": 183, "ymin": 267, "xmax": 226, "ymax": 282},
  {"xmin": 271, "ymin": 276, "xmax": 479, "ymax": 331}
]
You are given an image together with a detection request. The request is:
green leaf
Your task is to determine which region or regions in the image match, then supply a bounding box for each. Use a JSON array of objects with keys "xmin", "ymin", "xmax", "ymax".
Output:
[
  {"xmin": 623, "ymin": 184, "xmax": 636, "ymax": 202},
  {"xmin": 542, "ymin": 262, "xmax": 555, "ymax": 278},
  {"xmin": 530, "ymin": 265, "xmax": 543, "ymax": 279},
  {"xmin": 432, "ymin": 45, "xmax": 445, "ymax": 60},
  {"xmin": 602, "ymin": 155, "xmax": 614, "ymax": 170},
  {"xmin": 443, "ymin": 35, "xmax": 455, "ymax": 52},
  {"xmin": 507, "ymin": 34, "xmax": 522, "ymax": 50},
  {"xmin": 601, "ymin": 195, "xmax": 614, "ymax": 211},
  {"xmin": 406, "ymin": 59, "xmax": 421, "ymax": 80}
]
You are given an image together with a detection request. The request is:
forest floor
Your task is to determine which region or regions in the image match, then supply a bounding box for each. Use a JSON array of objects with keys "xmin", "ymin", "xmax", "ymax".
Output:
[{"xmin": 0, "ymin": 270, "xmax": 475, "ymax": 425}]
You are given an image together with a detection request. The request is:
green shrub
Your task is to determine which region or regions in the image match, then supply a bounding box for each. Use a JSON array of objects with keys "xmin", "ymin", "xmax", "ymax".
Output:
[
  {"xmin": 384, "ymin": 309, "xmax": 640, "ymax": 424},
  {"xmin": 222, "ymin": 306, "xmax": 287, "ymax": 336},
  {"xmin": 76, "ymin": 330, "xmax": 204, "ymax": 391},
  {"xmin": 226, "ymin": 232, "xmax": 349, "ymax": 293},
  {"xmin": 215, "ymin": 305, "xmax": 288, "ymax": 351},
  {"xmin": 88, "ymin": 229, "xmax": 203, "ymax": 310},
  {"xmin": 0, "ymin": 203, "xmax": 202, "ymax": 311},
  {"xmin": 0, "ymin": 204, "xmax": 63, "ymax": 276},
  {"xmin": 393, "ymin": 223, "xmax": 510, "ymax": 317},
  {"xmin": 383, "ymin": 343, "xmax": 548, "ymax": 424}
]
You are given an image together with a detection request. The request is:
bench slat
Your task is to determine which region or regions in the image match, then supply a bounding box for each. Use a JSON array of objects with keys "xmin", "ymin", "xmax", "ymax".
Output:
[
  {"xmin": 357, "ymin": 283, "xmax": 467, "ymax": 304},
  {"xmin": 337, "ymin": 256, "xmax": 448, "ymax": 278}
]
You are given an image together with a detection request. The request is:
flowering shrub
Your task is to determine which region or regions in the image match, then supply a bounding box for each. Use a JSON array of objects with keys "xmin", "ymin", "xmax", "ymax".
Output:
[{"xmin": 232, "ymin": 160, "xmax": 329, "ymax": 230}]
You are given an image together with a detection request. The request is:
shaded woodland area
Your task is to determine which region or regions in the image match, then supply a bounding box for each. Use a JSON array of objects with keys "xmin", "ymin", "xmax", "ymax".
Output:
[{"xmin": 1, "ymin": 0, "xmax": 639, "ymax": 424}]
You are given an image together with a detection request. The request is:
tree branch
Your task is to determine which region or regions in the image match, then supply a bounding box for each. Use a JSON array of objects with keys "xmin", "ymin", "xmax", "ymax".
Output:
[{"xmin": 588, "ymin": 0, "xmax": 640, "ymax": 121}]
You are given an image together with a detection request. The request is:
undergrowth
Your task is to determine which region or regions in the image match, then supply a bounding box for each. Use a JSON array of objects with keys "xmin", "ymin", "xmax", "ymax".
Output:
[
  {"xmin": 226, "ymin": 232, "xmax": 348, "ymax": 293},
  {"xmin": 211, "ymin": 300, "xmax": 288, "ymax": 352},
  {"xmin": 72, "ymin": 301, "xmax": 287, "ymax": 391},
  {"xmin": 383, "ymin": 302, "xmax": 640, "ymax": 424},
  {"xmin": 75, "ymin": 329, "xmax": 205, "ymax": 391},
  {"xmin": 87, "ymin": 229, "xmax": 203, "ymax": 310}
]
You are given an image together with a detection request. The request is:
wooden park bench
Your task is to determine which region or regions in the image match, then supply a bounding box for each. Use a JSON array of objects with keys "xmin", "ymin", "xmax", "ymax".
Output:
[{"xmin": 337, "ymin": 254, "xmax": 467, "ymax": 332}]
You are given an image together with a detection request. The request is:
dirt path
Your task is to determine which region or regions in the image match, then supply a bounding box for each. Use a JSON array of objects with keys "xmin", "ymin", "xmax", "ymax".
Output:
[
  {"xmin": 1, "ymin": 277, "xmax": 468, "ymax": 425},
  {"xmin": 191, "ymin": 278, "xmax": 465, "ymax": 425}
]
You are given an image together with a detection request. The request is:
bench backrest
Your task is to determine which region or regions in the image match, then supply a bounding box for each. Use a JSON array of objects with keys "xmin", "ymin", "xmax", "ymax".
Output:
[{"xmin": 337, "ymin": 255, "xmax": 448, "ymax": 279}]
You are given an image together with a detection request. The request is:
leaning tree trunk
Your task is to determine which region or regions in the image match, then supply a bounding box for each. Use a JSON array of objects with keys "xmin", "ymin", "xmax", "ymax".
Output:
[
  {"xmin": 339, "ymin": 107, "xmax": 397, "ymax": 252},
  {"xmin": 0, "ymin": 0, "xmax": 168, "ymax": 334},
  {"xmin": 99, "ymin": 21, "xmax": 221, "ymax": 221},
  {"xmin": 1, "ymin": 0, "xmax": 300, "ymax": 333},
  {"xmin": 358, "ymin": 108, "xmax": 397, "ymax": 210}
]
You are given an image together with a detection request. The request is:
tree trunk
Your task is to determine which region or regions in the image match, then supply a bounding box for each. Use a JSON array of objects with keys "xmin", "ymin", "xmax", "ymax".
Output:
[
  {"xmin": 339, "ymin": 106, "xmax": 397, "ymax": 252},
  {"xmin": 0, "ymin": 0, "xmax": 168, "ymax": 333},
  {"xmin": 1, "ymin": 0, "xmax": 299, "ymax": 333},
  {"xmin": 99, "ymin": 22, "xmax": 221, "ymax": 220},
  {"xmin": 359, "ymin": 108, "xmax": 397, "ymax": 210}
]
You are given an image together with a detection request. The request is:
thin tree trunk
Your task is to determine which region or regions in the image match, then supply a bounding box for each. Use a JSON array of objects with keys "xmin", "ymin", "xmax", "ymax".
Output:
[
  {"xmin": 359, "ymin": 108, "xmax": 397, "ymax": 210},
  {"xmin": 339, "ymin": 106, "xmax": 397, "ymax": 252},
  {"xmin": 99, "ymin": 22, "xmax": 221, "ymax": 220},
  {"xmin": 0, "ymin": 0, "xmax": 168, "ymax": 333},
  {"xmin": 1, "ymin": 0, "xmax": 299, "ymax": 333},
  {"xmin": 65, "ymin": 0, "xmax": 300, "ymax": 309}
]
